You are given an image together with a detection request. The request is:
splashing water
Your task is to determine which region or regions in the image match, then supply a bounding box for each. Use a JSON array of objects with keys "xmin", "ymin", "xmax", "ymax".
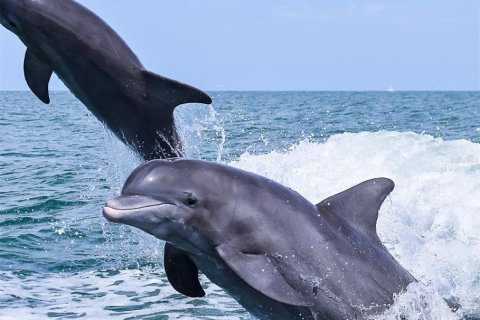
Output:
[
  {"xmin": 376, "ymin": 282, "xmax": 458, "ymax": 320},
  {"xmin": 175, "ymin": 103, "xmax": 227, "ymax": 162}
]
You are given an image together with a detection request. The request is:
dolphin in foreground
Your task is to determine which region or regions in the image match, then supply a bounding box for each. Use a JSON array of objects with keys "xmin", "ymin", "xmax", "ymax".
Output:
[
  {"xmin": 0, "ymin": 0, "xmax": 212, "ymax": 160},
  {"xmin": 103, "ymin": 159, "xmax": 418, "ymax": 320}
]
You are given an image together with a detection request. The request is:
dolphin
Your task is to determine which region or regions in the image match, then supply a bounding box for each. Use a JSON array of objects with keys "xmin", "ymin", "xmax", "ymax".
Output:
[
  {"xmin": 103, "ymin": 158, "xmax": 418, "ymax": 320},
  {"xmin": 0, "ymin": 0, "xmax": 212, "ymax": 160}
]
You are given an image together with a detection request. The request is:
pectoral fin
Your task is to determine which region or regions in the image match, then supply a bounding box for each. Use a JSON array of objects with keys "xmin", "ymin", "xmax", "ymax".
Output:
[
  {"xmin": 216, "ymin": 244, "xmax": 312, "ymax": 307},
  {"xmin": 164, "ymin": 242, "xmax": 205, "ymax": 297},
  {"xmin": 24, "ymin": 48, "xmax": 53, "ymax": 104}
]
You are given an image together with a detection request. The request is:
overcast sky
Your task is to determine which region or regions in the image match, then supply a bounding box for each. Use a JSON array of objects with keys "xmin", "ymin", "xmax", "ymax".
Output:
[{"xmin": 0, "ymin": 0, "xmax": 478, "ymax": 91}]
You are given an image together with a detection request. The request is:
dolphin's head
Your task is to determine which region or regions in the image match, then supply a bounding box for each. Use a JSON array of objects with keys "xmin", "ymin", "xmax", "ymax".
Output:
[
  {"xmin": 1, "ymin": 0, "xmax": 39, "ymax": 33},
  {"xmin": 0, "ymin": 0, "xmax": 24, "ymax": 34},
  {"xmin": 103, "ymin": 159, "xmax": 241, "ymax": 254},
  {"xmin": 0, "ymin": 0, "xmax": 84, "ymax": 48},
  {"xmin": 0, "ymin": 0, "xmax": 54, "ymax": 42}
]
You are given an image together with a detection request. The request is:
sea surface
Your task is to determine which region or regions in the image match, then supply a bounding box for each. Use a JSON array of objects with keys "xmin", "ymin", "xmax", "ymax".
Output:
[{"xmin": 0, "ymin": 91, "xmax": 479, "ymax": 319}]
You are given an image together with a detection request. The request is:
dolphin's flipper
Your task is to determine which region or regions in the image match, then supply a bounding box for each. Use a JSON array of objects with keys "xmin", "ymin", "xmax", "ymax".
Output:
[
  {"xmin": 142, "ymin": 70, "xmax": 212, "ymax": 111},
  {"xmin": 316, "ymin": 178, "xmax": 394, "ymax": 239},
  {"xmin": 164, "ymin": 242, "xmax": 205, "ymax": 297},
  {"xmin": 216, "ymin": 244, "xmax": 312, "ymax": 307},
  {"xmin": 24, "ymin": 48, "xmax": 53, "ymax": 104}
]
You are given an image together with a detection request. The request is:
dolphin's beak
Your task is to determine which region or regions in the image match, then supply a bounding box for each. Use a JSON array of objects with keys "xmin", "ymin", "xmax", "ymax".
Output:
[{"xmin": 102, "ymin": 195, "xmax": 170, "ymax": 223}]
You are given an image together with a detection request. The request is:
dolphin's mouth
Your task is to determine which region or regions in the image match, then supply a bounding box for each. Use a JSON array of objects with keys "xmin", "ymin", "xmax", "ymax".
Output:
[{"xmin": 102, "ymin": 195, "xmax": 173, "ymax": 223}]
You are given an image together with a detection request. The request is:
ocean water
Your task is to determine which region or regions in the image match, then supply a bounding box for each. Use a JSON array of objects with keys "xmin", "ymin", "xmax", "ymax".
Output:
[{"xmin": 0, "ymin": 91, "xmax": 479, "ymax": 319}]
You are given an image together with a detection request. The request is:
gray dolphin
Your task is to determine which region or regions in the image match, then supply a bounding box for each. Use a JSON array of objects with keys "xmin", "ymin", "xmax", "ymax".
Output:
[
  {"xmin": 0, "ymin": 0, "xmax": 212, "ymax": 160},
  {"xmin": 103, "ymin": 158, "xmax": 417, "ymax": 320}
]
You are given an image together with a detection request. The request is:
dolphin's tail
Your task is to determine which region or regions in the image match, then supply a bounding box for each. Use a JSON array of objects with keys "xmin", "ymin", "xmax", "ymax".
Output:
[
  {"xmin": 136, "ymin": 69, "xmax": 212, "ymax": 160},
  {"xmin": 142, "ymin": 69, "xmax": 212, "ymax": 111}
]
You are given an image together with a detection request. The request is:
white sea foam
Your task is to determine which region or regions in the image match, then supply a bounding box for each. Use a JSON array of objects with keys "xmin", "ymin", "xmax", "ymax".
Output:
[
  {"xmin": 376, "ymin": 282, "xmax": 459, "ymax": 320},
  {"xmin": 231, "ymin": 131, "xmax": 480, "ymax": 319}
]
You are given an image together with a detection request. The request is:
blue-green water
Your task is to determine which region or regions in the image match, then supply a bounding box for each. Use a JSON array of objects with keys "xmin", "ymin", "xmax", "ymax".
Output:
[{"xmin": 1, "ymin": 91, "xmax": 479, "ymax": 319}]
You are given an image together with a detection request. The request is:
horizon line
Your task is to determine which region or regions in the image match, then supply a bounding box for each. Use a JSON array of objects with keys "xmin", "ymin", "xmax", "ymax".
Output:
[{"xmin": 0, "ymin": 89, "xmax": 478, "ymax": 93}]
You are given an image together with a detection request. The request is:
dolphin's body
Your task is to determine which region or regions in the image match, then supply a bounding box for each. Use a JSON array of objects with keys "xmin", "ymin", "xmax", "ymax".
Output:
[
  {"xmin": 103, "ymin": 159, "xmax": 417, "ymax": 320},
  {"xmin": 0, "ymin": 0, "xmax": 212, "ymax": 159}
]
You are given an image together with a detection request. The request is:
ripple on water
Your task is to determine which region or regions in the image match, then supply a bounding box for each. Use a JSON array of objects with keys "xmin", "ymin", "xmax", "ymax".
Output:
[{"xmin": 0, "ymin": 270, "xmax": 250, "ymax": 319}]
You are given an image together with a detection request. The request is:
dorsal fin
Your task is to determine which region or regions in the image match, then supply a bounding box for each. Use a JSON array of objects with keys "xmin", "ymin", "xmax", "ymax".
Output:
[
  {"xmin": 316, "ymin": 178, "xmax": 394, "ymax": 238},
  {"xmin": 24, "ymin": 48, "xmax": 53, "ymax": 104},
  {"xmin": 142, "ymin": 69, "xmax": 212, "ymax": 112}
]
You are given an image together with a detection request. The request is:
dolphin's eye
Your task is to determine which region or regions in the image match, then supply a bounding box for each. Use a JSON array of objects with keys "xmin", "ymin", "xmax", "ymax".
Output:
[
  {"xmin": 9, "ymin": 21, "xmax": 17, "ymax": 29},
  {"xmin": 184, "ymin": 197, "xmax": 197, "ymax": 207}
]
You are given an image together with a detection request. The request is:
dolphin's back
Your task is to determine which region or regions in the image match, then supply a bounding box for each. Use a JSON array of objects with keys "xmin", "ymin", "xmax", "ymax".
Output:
[{"xmin": 44, "ymin": 0, "xmax": 142, "ymax": 68}]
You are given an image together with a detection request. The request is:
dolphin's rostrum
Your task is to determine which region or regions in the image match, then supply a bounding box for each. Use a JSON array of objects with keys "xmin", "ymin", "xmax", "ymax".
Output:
[
  {"xmin": 0, "ymin": 0, "xmax": 212, "ymax": 160},
  {"xmin": 104, "ymin": 158, "xmax": 417, "ymax": 320}
]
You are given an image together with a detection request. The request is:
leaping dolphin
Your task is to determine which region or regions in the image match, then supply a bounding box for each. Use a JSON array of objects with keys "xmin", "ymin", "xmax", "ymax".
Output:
[
  {"xmin": 0, "ymin": 0, "xmax": 212, "ymax": 159},
  {"xmin": 103, "ymin": 158, "xmax": 418, "ymax": 320}
]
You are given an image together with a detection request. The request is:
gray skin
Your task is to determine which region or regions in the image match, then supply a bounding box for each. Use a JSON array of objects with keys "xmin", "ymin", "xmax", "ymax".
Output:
[
  {"xmin": 103, "ymin": 158, "xmax": 417, "ymax": 320},
  {"xmin": 0, "ymin": 0, "xmax": 212, "ymax": 160}
]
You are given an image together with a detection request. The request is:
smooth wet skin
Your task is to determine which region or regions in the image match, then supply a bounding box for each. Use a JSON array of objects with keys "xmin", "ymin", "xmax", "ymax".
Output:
[
  {"xmin": 0, "ymin": 0, "xmax": 212, "ymax": 159},
  {"xmin": 104, "ymin": 158, "xmax": 418, "ymax": 320}
]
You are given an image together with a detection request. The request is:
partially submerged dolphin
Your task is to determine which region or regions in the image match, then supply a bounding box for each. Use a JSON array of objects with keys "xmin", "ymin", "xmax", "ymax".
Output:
[
  {"xmin": 103, "ymin": 158, "xmax": 417, "ymax": 319},
  {"xmin": 0, "ymin": 0, "xmax": 212, "ymax": 159}
]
